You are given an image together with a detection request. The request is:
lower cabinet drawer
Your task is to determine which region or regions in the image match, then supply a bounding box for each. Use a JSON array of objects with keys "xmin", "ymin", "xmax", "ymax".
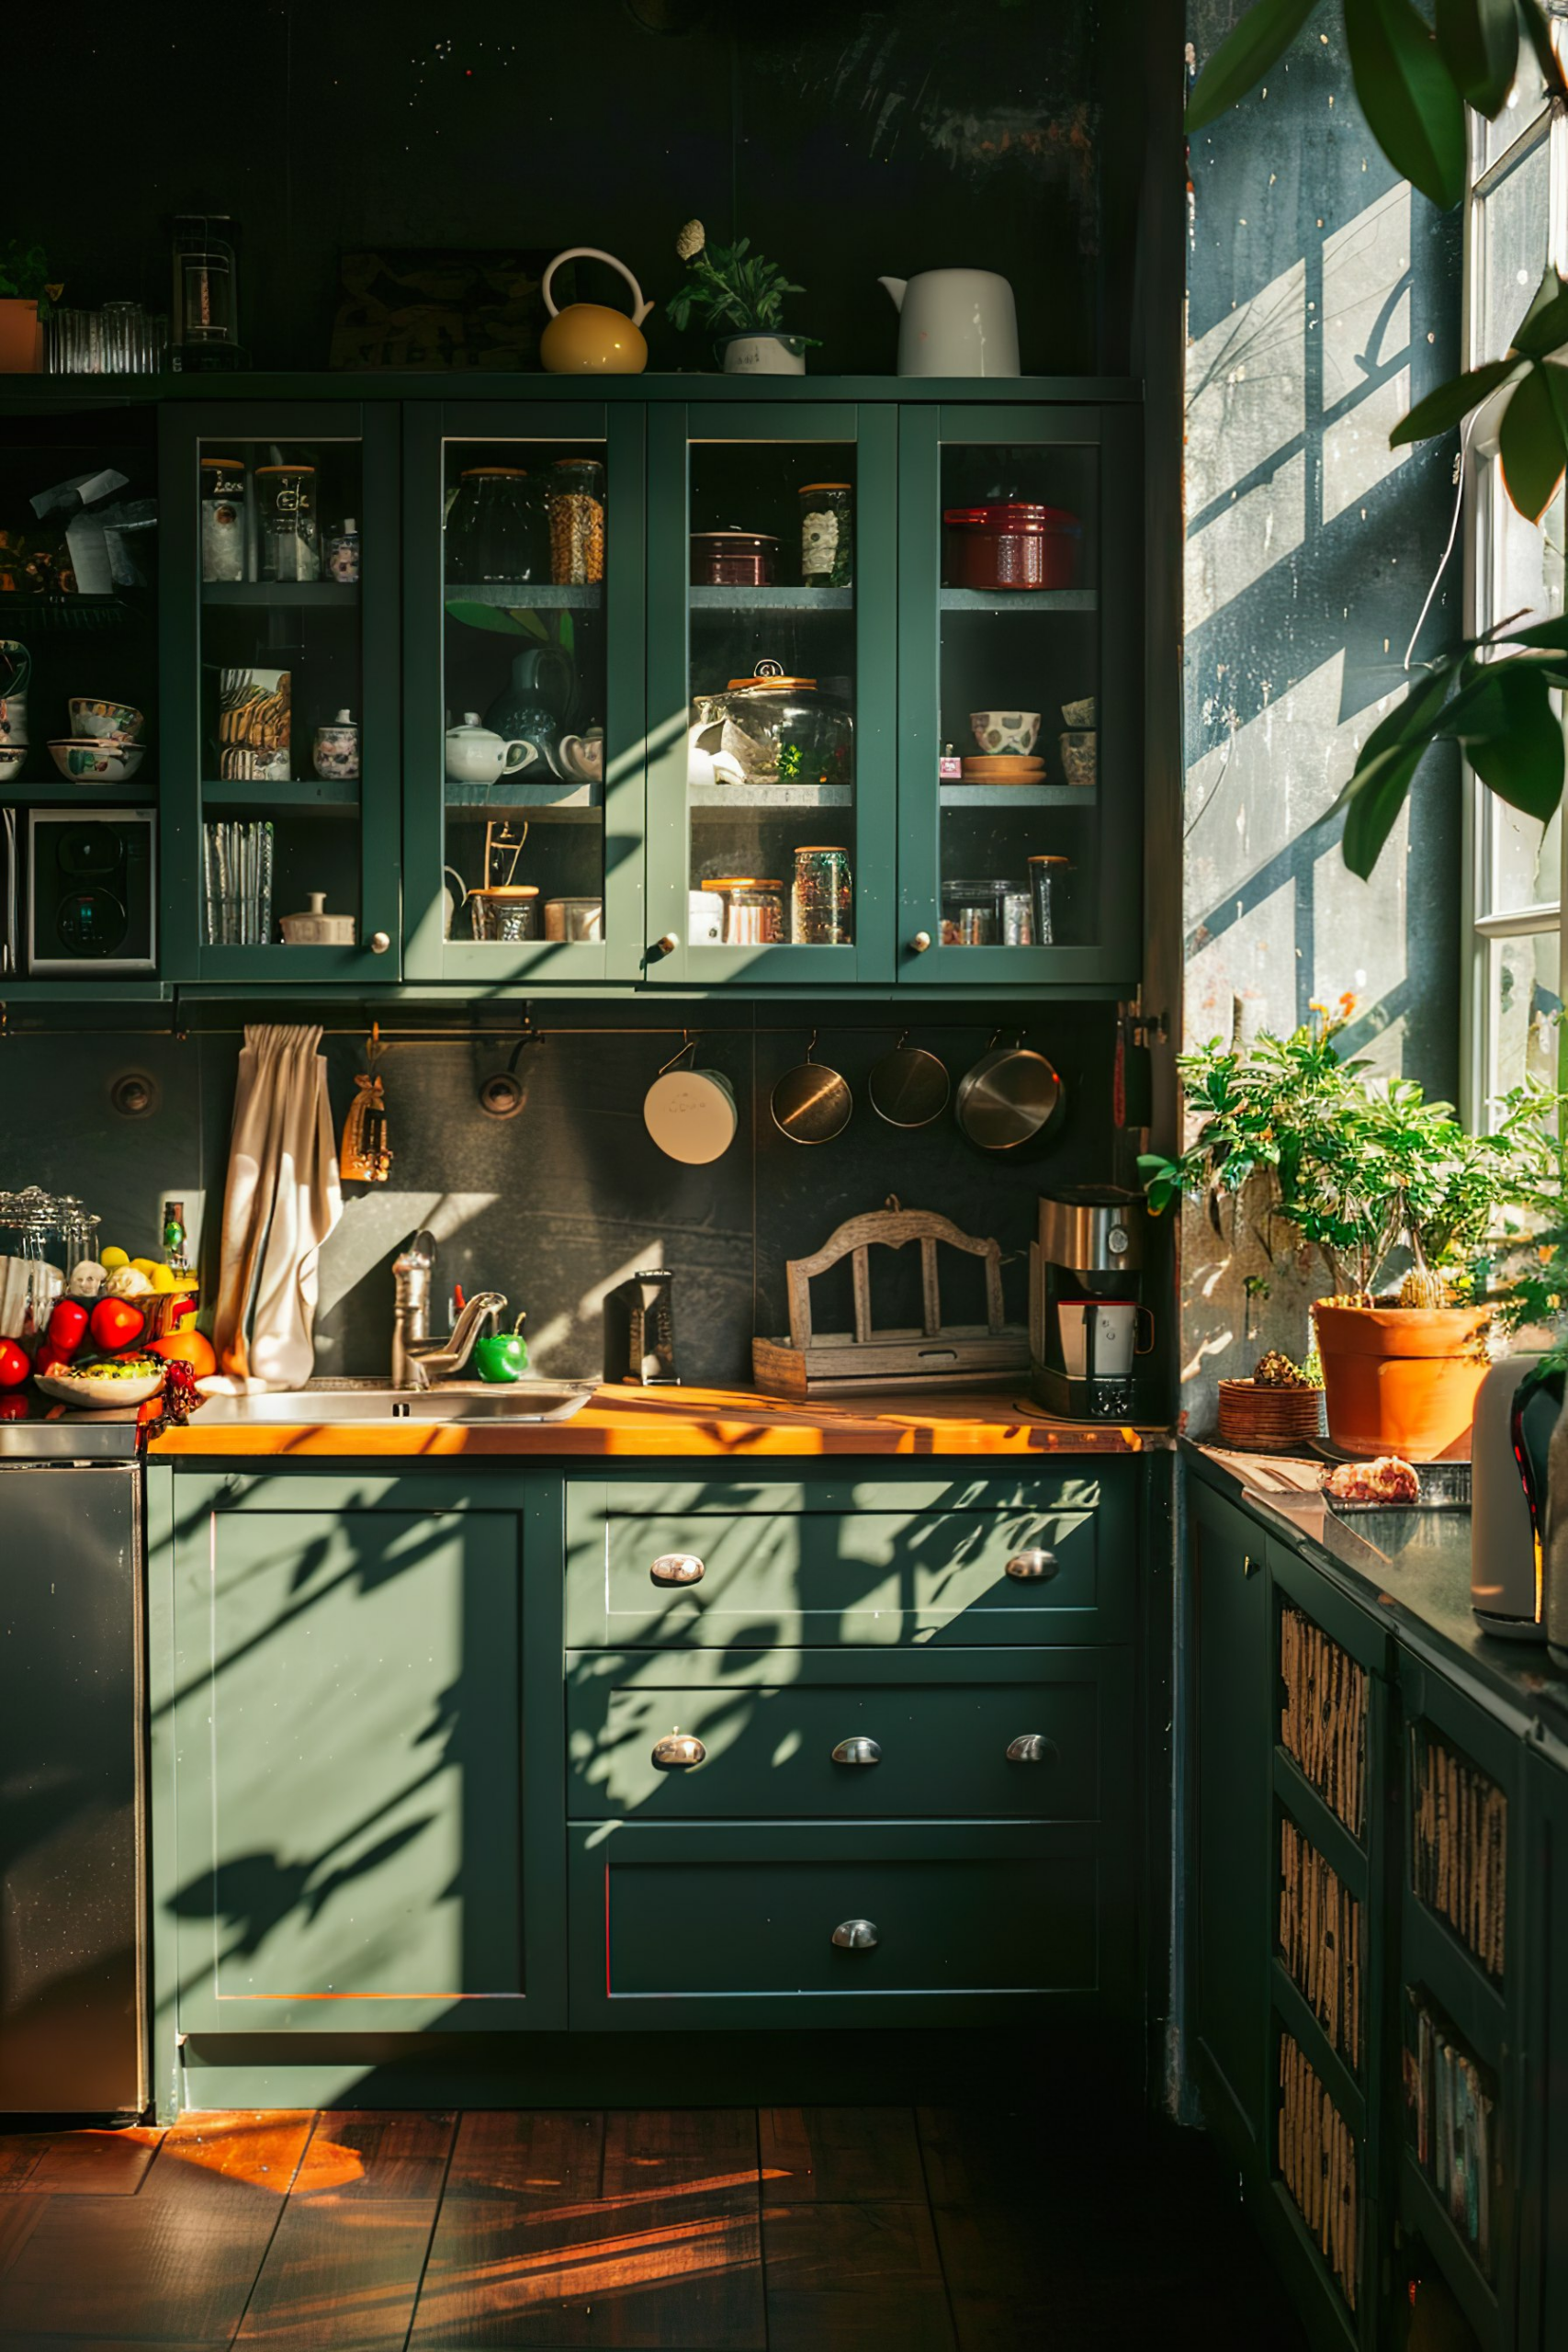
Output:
[
  {"xmin": 569, "ymin": 1821, "xmax": 1133, "ymax": 2030},
  {"xmin": 567, "ymin": 1649, "xmax": 1125, "ymax": 1821}
]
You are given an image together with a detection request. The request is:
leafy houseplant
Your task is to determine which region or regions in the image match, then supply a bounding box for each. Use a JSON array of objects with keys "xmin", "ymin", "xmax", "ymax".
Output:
[
  {"xmin": 1188, "ymin": 1, "xmax": 1568, "ymax": 877},
  {"xmin": 667, "ymin": 220, "xmax": 819, "ymax": 376},
  {"xmin": 1141, "ymin": 1002, "xmax": 1568, "ymax": 1453},
  {"xmin": 0, "ymin": 239, "xmax": 53, "ymax": 375}
]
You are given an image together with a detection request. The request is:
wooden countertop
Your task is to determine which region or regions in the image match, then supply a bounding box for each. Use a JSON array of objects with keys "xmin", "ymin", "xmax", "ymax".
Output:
[{"xmin": 152, "ymin": 1384, "xmax": 1174, "ymax": 1460}]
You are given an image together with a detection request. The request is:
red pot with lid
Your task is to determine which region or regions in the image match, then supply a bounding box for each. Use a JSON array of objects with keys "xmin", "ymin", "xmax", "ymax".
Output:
[
  {"xmin": 690, "ymin": 528, "xmax": 778, "ymax": 587},
  {"xmin": 942, "ymin": 501, "xmax": 1081, "ymax": 592}
]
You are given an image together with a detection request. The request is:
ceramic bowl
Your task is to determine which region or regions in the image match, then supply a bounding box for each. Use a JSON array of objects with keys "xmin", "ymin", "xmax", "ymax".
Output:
[
  {"xmin": 0, "ymin": 744, "xmax": 27, "ymax": 784},
  {"xmin": 1061, "ymin": 696, "xmax": 1096, "ymax": 729},
  {"xmin": 34, "ymin": 1363, "xmax": 164, "ymax": 1409},
  {"xmin": 50, "ymin": 738, "xmax": 144, "ymax": 784},
  {"xmin": 69, "ymin": 697, "xmax": 145, "ymax": 743},
  {"xmin": 970, "ymin": 708, "xmax": 1042, "ymax": 756},
  {"xmin": 1059, "ymin": 730, "xmax": 1097, "ymax": 789}
]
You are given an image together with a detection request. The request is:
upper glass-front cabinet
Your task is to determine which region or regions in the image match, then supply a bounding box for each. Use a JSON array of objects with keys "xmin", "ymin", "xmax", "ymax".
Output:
[
  {"xmin": 644, "ymin": 403, "xmax": 897, "ymax": 983},
  {"xmin": 403, "ymin": 401, "xmax": 644, "ymax": 983},
  {"xmin": 161, "ymin": 402, "xmax": 402, "ymax": 980},
  {"xmin": 897, "ymin": 403, "xmax": 1141, "ymax": 987}
]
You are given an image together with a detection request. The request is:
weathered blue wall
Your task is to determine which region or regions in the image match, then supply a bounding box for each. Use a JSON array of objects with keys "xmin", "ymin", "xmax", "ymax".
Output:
[{"xmin": 1183, "ymin": 1, "xmax": 1463, "ymax": 1418}]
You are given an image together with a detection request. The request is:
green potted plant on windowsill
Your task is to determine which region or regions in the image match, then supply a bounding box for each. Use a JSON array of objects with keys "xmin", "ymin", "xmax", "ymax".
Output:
[
  {"xmin": 1141, "ymin": 1001, "xmax": 1568, "ymax": 1458},
  {"xmin": 0, "ymin": 240, "xmax": 55, "ymax": 374},
  {"xmin": 666, "ymin": 220, "xmax": 820, "ymax": 376}
]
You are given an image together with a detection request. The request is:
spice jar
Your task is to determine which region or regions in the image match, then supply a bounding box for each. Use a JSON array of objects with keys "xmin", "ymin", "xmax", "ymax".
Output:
[
  {"xmin": 255, "ymin": 463, "xmax": 320, "ymax": 582},
  {"xmin": 549, "ymin": 456, "xmax": 605, "ymax": 585},
  {"xmin": 942, "ymin": 502, "xmax": 1081, "ymax": 593},
  {"xmin": 1028, "ymin": 854, "xmax": 1072, "ymax": 945},
  {"xmin": 791, "ymin": 845, "xmax": 853, "ymax": 944},
  {"xmin": 707, "ymin": 876, "xmax": 784, "ymax": 944},
  {"xmin": 446, "ymin": 467, "xmax": 547, "ymax": 584},
  {"xmin": 468, "ymin": 885, "xmax": 541, "ymax": 944},
  {"xmin": 200, "ymin": 456, "xmax": 247, "ymax": 582},
  {"xmin": 798, "ymin": 482, "xmax": 853, "ymax": 587}
]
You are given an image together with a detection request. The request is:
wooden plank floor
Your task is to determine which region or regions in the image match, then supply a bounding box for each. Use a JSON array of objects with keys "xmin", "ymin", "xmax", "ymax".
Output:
[{"xmin": 0, "ymin": 2105, "xmax": 1306, "ymax": 2350}]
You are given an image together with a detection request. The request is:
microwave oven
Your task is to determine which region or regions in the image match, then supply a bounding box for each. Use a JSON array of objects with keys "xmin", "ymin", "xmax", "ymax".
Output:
[{"xmin": 28, "ymin": 808, "xmax": 156, "ymax": 974}]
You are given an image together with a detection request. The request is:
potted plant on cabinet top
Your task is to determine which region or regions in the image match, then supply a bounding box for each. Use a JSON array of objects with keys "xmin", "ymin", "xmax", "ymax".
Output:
[
  {"xmin": 1140, "ymin": 1001, "xmax": 1568, "ymax": 1460},
  {"xmin": 0, "ymin": 240, "xmax": 53, "ymax": 374},
  {"xmin": 667, "ymin": 220, "xmax": 819, "ymax": 375}
]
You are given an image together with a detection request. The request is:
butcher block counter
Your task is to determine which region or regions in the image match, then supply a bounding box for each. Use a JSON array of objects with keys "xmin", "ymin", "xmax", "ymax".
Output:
[{"xmin": 151, "ymin": 1382, "xmax": 1174, "ymax": 1458}]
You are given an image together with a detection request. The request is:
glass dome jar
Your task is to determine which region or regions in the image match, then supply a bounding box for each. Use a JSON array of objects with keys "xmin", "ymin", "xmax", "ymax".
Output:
[
  {"xmin": 698, "ymin": 671, "xmax": 853, "ymax": 791},
  {"xmin": 446, "ymin": 466, "xmax": 548, "ymax": 585}
]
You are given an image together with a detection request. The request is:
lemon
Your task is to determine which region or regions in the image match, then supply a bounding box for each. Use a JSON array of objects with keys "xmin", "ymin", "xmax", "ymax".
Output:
[
  {"xmin": 131, "ymin": 1258, "xmax": 159, "ymax": 1278},
  {"xmin": 100, "ymin": 1246, "xmax": 129, "ymax": 1272},
  {"xmin": 150, "ymin": 1264, "xmax": 178, "ymax": 1294}
]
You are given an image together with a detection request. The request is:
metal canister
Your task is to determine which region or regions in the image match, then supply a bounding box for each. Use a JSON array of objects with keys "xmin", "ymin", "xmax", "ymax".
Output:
[
  {"xmin": 543, "ymin": 896, "xmax": 604, "ymax": 942},
  {"xmin": 791, "ymin": 845, "xmax": 852, "ymax": 944},
  {"xmin": 708, "ymin": 877, "xmax": 784, "ymax": 944},
  {"xmin": 199, "ymin": 456, "xmax": 247, "ymax": 582}
]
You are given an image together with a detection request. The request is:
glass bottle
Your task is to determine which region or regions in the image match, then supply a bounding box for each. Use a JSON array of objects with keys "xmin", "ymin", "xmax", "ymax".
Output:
[{"xmin": 163, "ymin": 1199, "xmax": 189, "ymax": 1274}]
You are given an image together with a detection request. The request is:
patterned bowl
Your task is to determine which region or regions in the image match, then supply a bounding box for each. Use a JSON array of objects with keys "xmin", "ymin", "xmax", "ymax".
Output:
[
  {"xmin": 69, "ymin": 697, "xmax": 145, "ymax": 743},
  {"xmin": 50, "ymin": 738, "xmax": 145, "ymax": 784}
]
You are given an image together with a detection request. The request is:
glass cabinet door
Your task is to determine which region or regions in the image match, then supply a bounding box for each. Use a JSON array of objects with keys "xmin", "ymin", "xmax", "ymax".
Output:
[
  {"xmin": 402, "ymin": 401, "xmax": 643, "ymax": 984},
  {"xmin": 160, "ymin": 401, "xmax": 401, "ymax": 981},
  {"xmin": 645, "ymin": 401, "xmax": 897, "ymax": 983},
  {"xmin": 897, "ymin": 402, "xmax": 1141, "ymax": 989}
]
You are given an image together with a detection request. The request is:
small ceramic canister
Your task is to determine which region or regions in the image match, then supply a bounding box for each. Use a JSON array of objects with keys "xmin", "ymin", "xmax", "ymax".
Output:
[
  {"xmin": 313, "ymin": 709, "xmax": 360, "ymax": 781},
  {"xmin": 326, "ymin": 518, "xmax": 361, "ymax": 584}
]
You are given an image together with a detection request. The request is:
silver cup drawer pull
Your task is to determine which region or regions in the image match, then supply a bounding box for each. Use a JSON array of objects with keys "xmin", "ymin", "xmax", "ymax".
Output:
[
  {"xmin": 1006, "ymin": 1733, "xmax": 1058, "ymax": 1765},
  {"xmin": 650, "ymin": 1552, "xmax": 705, "ymax": 1586},
  {"xmin": 1005, "ymin": 1547, "xmax": 1058, "ymax": 1581},
  {"xmin": 831, "ymin": 1736, "xmax": 882, "ymax": 1766},
  {"xmin": 831, "ymin": 1917, "xmax": 879, "ymax": 1951},
  {"xmin": 651, "ymin": 1732, "xmax": 706, "ymax": 1769}
]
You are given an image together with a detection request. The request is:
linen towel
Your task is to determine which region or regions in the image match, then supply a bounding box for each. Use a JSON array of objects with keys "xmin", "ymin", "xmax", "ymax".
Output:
[{"xmin": 205, "ymin": 1023, "xmax": 344, "ymax": 1392}]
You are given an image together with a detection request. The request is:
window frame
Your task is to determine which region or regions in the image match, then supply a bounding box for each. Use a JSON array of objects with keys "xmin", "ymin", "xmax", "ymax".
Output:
[{"xmin": 1461, "ymin": 42, "xmax": 1568, "ymax": 1127}]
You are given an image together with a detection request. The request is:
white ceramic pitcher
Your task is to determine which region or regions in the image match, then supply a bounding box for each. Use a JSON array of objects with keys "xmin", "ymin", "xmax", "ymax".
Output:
[{"xmin": 878, "ymin": 269, "xmax": 1020, "ymax": 379}]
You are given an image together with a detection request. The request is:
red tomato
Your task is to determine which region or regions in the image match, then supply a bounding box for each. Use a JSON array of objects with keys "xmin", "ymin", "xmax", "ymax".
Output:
[
  {"xmin": 0, "ymin": 1339, "xmax": 29, "ymax": 1389},
  {"xmin": 33, "ymin": 1338, "xmax": 74, "ymax": 1377},
  {"xmin": 89, "ymin": 1297, "xmax": 147, "ymax": 1354},
  {"xmin": 47, "ymin": 1298, "xmax": 90, "ymax": 1358},
  {"xmin": 0, "ymin": 1392, "xmax": 29, "ymax": 1420}
]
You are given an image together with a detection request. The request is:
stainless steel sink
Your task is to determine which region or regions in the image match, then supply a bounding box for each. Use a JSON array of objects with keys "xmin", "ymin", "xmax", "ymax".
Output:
[{"xmin": 194, "ymin": 1381, "xmax": 599, "ymax": 1426}]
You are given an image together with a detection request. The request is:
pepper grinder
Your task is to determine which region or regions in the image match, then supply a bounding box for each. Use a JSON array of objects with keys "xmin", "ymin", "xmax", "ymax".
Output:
[{"xmin": 604, "ymin": 1269, "xmax": 679, "ymax": 1385}]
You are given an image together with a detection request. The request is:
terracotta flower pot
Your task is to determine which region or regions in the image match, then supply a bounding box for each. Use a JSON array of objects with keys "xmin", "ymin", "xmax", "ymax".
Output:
[
  {"xmin": 0, "ymin": 299, "xmax": 41, "ymax": 374},
  {"xmin": 1313, "ymin": 1301, "xmax": 1492, "ymax": 1461}
]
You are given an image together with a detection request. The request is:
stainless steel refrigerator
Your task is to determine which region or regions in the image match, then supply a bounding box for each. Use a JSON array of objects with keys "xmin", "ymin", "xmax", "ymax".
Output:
[{"xmin": 0, "ymin": 1418, "xmax": 145, "ymax": 2115}]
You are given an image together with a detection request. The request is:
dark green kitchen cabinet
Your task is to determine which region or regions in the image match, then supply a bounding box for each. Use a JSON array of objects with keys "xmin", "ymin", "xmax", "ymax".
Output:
[
  {"xmin": 1523, "ymin": 1740, "xmax": 1568, "ymax": 2351},
  {"xmin": 164, "ymin": 1468, "xmax": 564, "ymax": 2031},
  {"xmin": 1189, "ymin": 1478, "xmax": 1270, "ymax": 2165}
]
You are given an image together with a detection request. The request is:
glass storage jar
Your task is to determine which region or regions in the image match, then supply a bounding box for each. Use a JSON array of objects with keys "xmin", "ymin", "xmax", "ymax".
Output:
[
  {"xmin": 791, "ymin": 845, "xmax": 852, "ymax": 944},
  {"xmin": 1028, "ymin": 854, "xmax": 1072, "ymax": 944},
  {"xmin": 706, "ymin": 672, "xmax": 853, "ymax": 790},
  {"xmin": 256, "ymin": 463, "xmax": 320, "ymax": 582},
  {"xmin": 549, "ymin": 457, "xmax": 605, "ymax": 584},
  {"xmin": 707, "ymin": 876, "xmax": 784, "ymax": 944},
  {"xmin": 468, "ymin": 885, "xmax": 541, "ymax": 943},
  {"xmin": 941, "ymin": 877, "xmax": 1032, "ymax": 946},
  {"xmin": 446, "ymin": 466, "xmax": 548, "ymax": 584},
  {"xmin": 798, "ymin": 482, "xmax": 853, "ymax": 587}
]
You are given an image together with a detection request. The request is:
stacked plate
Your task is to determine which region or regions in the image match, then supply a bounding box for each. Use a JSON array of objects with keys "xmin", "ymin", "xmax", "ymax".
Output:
[{"xmin": 958, "ymin": 754, "xmax": 1045, "ymax": 784}]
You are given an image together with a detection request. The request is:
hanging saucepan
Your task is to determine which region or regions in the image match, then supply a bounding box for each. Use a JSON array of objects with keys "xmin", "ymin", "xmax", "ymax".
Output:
[
  {"xmin": 953, "ymin": 1030, "xmax": 1065, "ymax": 1153},
  {"xmin": 771, "ymin": 1028, "xmax": 853, "ymax": 1145},
  {"xmin": 869, "ymin": 1029, "xmax": 951, "ymax": 1129},
  {"xmin": 643, "ymin": 1033, "xmax": 739, "ymax": 1166}
]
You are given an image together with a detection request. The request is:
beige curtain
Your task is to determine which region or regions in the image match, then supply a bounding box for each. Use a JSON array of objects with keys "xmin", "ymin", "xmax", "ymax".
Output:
[{"xmin": 205, "ymin": 1024, "xmax": 343, "ymax": 1393}]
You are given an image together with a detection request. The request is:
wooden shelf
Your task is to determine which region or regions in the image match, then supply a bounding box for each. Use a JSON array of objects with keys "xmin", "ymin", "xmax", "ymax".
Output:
[
  {"xmin": 689, "ymin": 781, "xmax": 852, "ymax": 812},
  {"xmin": 940, "ymin": 587, "xmax": 1098, "ymax": 613},
  {"xmin": 941, "ymin": 785, "xmax": 1093, "ymax": 809},
  {"xmin": 201, "ymin": 582, "xmax": 359, "ymax": 609},
  {"xmin": 1400, "ymin": 2152, "xmax": 1501, "ymax": 2349},
  {"xmin": 202, "ymin": 778, "xmax": 358, "ymax": 812},
  {"xmin": 445, "ymin": 582, "xmax": 601, "ymax": 611},
  {"xmin": 689, "ymin": 585, "xmax": 852, "ymax": 612}
]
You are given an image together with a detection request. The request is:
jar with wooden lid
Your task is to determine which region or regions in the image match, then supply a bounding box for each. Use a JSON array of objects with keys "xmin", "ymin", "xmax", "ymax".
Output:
[
  {"xmin": 791, "ymin": 845, "xmax": 852, "ymax": 944},
  {"xmin": 798, "ymin": 482, "xmax": 853, "ymax": 587},
  {"xmin": 549, "ymin": 456, "xmax": 605, "ymax": 584},
  {"xmin": 706, "ymin": 876, "xmax": 784, "ymax": 944}
]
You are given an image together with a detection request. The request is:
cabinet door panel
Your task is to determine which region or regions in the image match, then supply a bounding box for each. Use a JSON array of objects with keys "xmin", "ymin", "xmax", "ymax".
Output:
[{"xmin": 171, "ymin": 1479, "xmax": 555, "ymax": 2030}]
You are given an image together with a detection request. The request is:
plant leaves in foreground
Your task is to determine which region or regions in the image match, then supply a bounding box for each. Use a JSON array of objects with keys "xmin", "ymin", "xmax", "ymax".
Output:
[
  {"xmin": 1345, "ymin": 0, "xmax": 1468, "ymax": 209},
  {"xmin": 1185, "ymin": 0, "xmax": 1324, "ymax": 130}
]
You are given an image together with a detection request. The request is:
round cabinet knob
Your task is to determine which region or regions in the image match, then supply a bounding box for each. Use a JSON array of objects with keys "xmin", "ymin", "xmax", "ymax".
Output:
[
  {"xmin": 652, "ymin": 1732, "xmax": 706, "ymax": 1769},
  {"xmin": 1005, "ymin": 1548, "xmax": 1058, "ymax": 1581},
  {"xmin": 649, "ymin": 1552, "xmax": 705, "ymax": 1586},
  {"xmin": 908, "ymin": 930, "xmax": 932, "ymax": 954},
  {"xmin": 370, "ymin": 931, "xmax": 391, "ymax": 955},
  {"xmin": 651, "ymin": 932, "xmax": 680, "ymax": 958},
  {"xmin": 831, "ymin": 1736, "xmax": 883, "ymax": 1767},
  {"xmin": 831, "ymin": 1917, "xmax": 879, "ymax": 1951},
  {"xmin": 1006, "ymin": 1734, "xmax": 1058, "ymax": 1765}
]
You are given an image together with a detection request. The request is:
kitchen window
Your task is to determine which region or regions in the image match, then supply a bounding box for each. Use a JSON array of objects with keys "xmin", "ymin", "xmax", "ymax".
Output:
[{"xmin": 1462, "ymin": 30, "xmax": 1568, "ymax": 1126}]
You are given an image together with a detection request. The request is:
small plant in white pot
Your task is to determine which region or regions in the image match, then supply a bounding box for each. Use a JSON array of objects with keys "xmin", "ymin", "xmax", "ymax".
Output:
[{"xmin": 667, "ymin": 220, "xmax": 819, "ymax": 376}]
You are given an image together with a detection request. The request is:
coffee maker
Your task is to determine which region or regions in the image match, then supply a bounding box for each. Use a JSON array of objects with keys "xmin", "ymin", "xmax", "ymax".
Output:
[{"xmin": 1030, "ymin": 1186, "xmax": 1154, "ymax": 1419}]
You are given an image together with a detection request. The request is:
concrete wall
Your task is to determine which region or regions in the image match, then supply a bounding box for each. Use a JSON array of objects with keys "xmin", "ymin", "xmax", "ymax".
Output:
[{"xmin": 1182, "ymin": 1, "xmax": 1464, "ymax": 1421}]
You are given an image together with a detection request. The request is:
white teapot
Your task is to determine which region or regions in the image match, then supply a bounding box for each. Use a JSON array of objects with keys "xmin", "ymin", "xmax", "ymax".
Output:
[{"xmin": 445, "ymin": 712, "xmax": 545, "ymax": 786}]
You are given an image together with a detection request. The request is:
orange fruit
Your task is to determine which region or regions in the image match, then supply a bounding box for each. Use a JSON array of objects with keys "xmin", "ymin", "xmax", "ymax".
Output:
[{"xmin": 148, "ymin": 1329, "xmax": 218, "ymax": 1380}]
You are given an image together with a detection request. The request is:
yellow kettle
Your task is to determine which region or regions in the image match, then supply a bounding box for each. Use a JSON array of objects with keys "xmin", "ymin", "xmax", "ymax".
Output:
[{"xmin": 540, "ymin": 247, "xmax": 653, "ymax": 375}]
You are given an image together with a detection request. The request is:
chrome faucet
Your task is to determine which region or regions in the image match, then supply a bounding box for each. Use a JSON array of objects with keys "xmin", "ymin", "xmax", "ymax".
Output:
[{"xmin": 391, "ymin": 1228, "xmax": 507, "ymax": 1389}]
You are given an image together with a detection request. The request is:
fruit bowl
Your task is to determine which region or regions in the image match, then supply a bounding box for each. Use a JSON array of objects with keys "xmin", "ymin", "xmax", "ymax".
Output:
[{"xmin": 34, "ymin": 1362, "xmax": 165, "ymax": 1409}]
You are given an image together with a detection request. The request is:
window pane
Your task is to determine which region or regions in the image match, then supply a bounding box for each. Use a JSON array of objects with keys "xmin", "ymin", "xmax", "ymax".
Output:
[
  {"xmin": 1485, "ymin": 469, "xmax": 1565, "ymax": 637},
  {"xmin": 1481, "ymin": 45, "xmax": 1551, "ymax": 171},
  {"xmin": 1477, "ymin": 132, "xmax": 1551, "ymax": 363},
  {"xmin": 1489, "ymin": 796, "xmax": 1561, "ymax": 917},
  {"xmin": 1486, "ymin": 929, "xmax": 1562, "ymax": 1102}
]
